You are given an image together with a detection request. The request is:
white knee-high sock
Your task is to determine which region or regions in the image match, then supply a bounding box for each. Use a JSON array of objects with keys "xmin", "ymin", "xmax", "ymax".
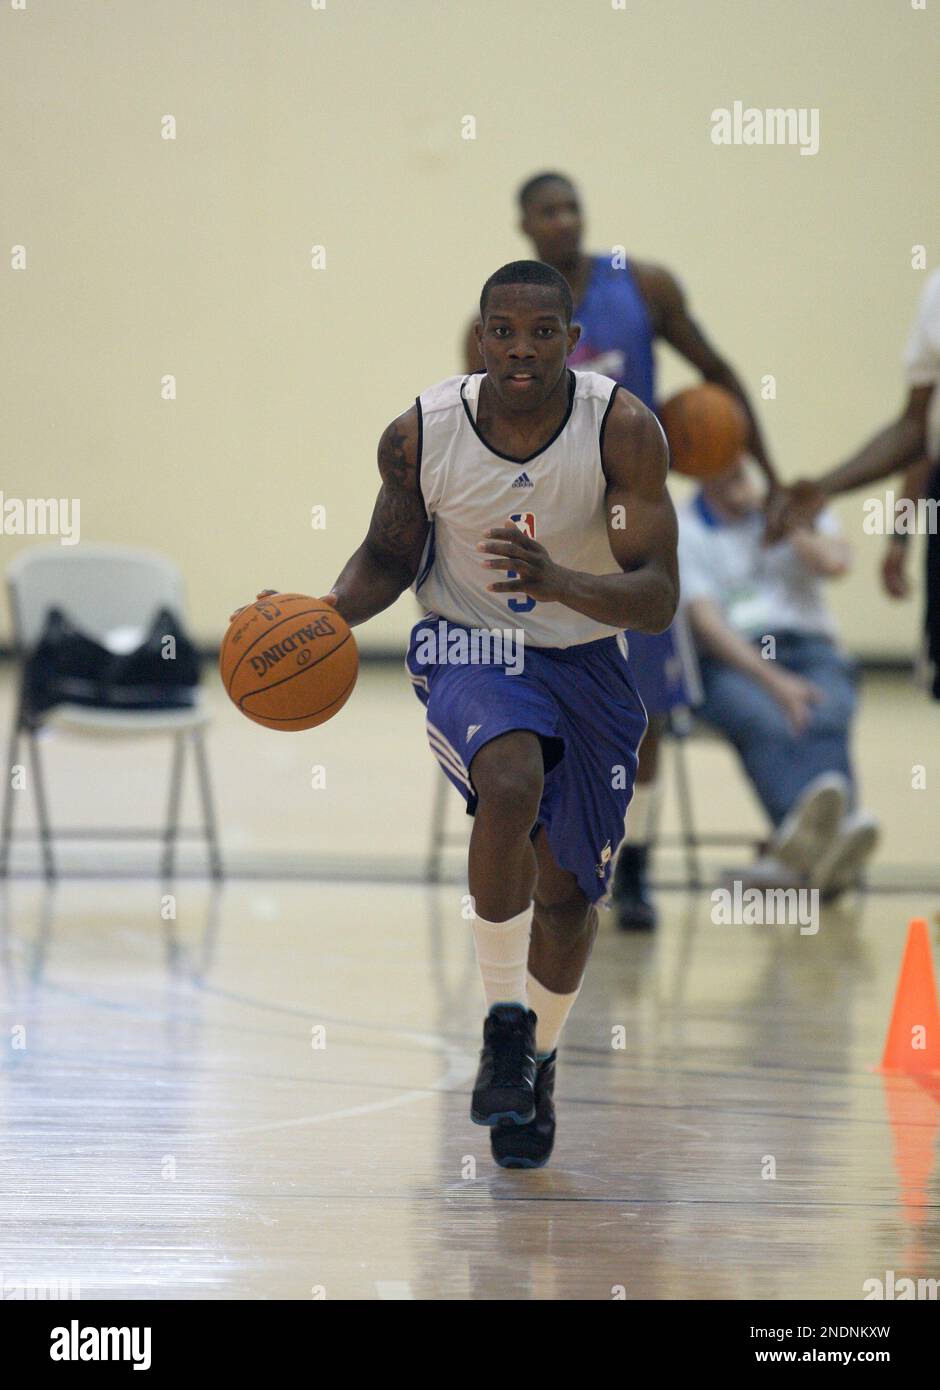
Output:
[
  {"xmin": 526, "ymin": 970, "xmax": 581, "ymax": 1057},
  {"xmin": 471, "ymin": 906, "xmax": 533, "ymax": 1011}
]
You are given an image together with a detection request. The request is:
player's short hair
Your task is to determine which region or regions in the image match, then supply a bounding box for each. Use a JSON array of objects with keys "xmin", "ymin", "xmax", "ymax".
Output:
[
  {"xmin": 479, "ymin": 261, "xmax": 573, "ymax": 324},
  {"xmin": 517, "ymin": 171, "xmax": 576, "ymax": 211}
]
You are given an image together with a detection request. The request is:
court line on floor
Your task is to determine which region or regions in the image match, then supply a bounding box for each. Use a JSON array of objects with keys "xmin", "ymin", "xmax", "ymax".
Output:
[
  {"xmin": 202, "ymin": 1048, "xmax": 475, "ymax": 1140},
  {"xmin": 7, "ymin": 976, "xmax": 916, "ymax": 1122},
  {"xmin": 24, "ymin": 969, "xmax": 906, "ymax": 1093}
]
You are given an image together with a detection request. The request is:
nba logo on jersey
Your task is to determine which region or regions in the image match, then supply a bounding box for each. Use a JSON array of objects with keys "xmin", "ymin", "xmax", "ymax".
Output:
[{"xmin": 509, "ymin": 512, "xmax": 536, "ymax": 539}]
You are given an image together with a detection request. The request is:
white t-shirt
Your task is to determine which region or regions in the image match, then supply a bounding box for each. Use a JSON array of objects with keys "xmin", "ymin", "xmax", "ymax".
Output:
[
  {"xmin": 904, "ymin": 268, "xmax": 940, "ymax": 461},
  {"xmin": 678, "ymin": 493, "xmax": 842, "ymax": 641}
]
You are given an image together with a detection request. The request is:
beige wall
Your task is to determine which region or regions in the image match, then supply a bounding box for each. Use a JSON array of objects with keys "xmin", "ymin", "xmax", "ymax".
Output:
[{"xmin": 2, "ymin": 0, "xmax": 937, "ymax": 655}]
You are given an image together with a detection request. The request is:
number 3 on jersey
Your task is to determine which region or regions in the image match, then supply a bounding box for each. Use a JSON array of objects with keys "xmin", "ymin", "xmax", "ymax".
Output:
[{"xmin": 507, "ymin": 512, "xmax": 536, "ymax": 614}]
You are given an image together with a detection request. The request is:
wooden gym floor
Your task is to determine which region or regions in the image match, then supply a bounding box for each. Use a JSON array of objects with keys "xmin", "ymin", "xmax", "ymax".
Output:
[{"xmin": 0, "ymin": 663, "xmax": 937, "ymax": 1300}]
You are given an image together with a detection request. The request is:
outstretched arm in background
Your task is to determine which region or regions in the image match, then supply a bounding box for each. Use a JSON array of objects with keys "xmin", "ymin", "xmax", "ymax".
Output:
[{"xmin": 767, "ymin": 384, "xmax": 933, "ymax": 540}]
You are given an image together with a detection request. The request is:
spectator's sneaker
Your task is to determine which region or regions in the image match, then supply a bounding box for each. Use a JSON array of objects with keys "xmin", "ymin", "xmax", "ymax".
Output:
[
  {"xmin": 815, "ymin": 812, "xmax": 880, "ymax": 902},
  {"xmin": 491, "ymin": 1051, "xmax": 557, "ymax": 1169},
  {"xmin": 720, "ymin": 855, "xmax": 805, "ymax": 892},
  {"xmin": 470, "ymin": 1004, "xmax": 537, "ymax": 1126},
  {"xmin": 611, "ymin": 843, "xmax": 657, "ymax": 932},
  {"xmin": 770, "ymin": 774, "xmax": 849, "ymax": 877}
]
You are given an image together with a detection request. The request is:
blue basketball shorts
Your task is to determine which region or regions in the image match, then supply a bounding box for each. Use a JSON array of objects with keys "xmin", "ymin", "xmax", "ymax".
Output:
[{"xmin": 406, "ymin": 615, "xmax": 649, "ymax": 903}]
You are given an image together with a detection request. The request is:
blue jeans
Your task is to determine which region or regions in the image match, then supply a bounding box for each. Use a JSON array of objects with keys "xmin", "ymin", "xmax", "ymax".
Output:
[{"xmin": 696, "ymin": 633, "xmax": 858, "ymax": 827}]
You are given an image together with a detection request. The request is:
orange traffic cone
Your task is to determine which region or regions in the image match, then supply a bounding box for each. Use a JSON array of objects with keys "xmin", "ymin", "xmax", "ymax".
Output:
[{"xmin": 880, "ymin": 919, "xmax": 940, "ymax": 1074}]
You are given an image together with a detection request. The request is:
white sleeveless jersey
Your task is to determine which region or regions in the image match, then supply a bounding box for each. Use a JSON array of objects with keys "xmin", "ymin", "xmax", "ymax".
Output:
[{"xmin": 412, "ymin": 370, "xmax": 624, "ymax": 649}]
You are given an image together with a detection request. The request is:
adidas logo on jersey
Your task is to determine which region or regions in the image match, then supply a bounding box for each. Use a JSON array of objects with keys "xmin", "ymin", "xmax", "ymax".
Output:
[
  {"xmin": 466, "ymin": 723, "xmax": 482, "ymax": 742},
  {"xmin": 511, "ymin": 472, "xmax": 533, "ymax": 488}
]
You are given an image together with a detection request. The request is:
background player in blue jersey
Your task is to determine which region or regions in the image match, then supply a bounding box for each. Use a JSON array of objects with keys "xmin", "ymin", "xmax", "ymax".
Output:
[{"xmin": 465, "ymin": 173, "xmax": 778, "ymax": 931}]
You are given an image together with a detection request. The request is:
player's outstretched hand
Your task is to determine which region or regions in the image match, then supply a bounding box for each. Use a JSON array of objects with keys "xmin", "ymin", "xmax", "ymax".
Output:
[
  {"xmin": 764, "ymin": 480, "xmax": 827, "ymax": 543},
  {"xmin": 881, "ymin": 539, "xmax": 910, "ymax": 599},
  {"xmin": 228, "ymin": 589, "xmax": 280, "ymax": 623},
  {"xmin": 228, "ymin": 590, "xmax": 339, "ymax": 623},
  {"xmin": 478, "ymin": 528, "xmax": 568, "ymax": 603},
  {"xmin": 762, "ymin": 479, "xmax": 788, "ymax": 536},
  {"xmin": 763, "ymin": 484, "xmax": 797, "ymax": 542}
]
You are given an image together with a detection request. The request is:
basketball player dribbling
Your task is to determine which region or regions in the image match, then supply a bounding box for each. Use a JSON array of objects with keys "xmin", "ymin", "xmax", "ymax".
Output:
[
  {"xmin": 465, "ymin": 173, "xmax": 778, "ymax": 930},
  {"xmin": 324, "ymin": 260, "xmax": 677, "ymax": 1167}
]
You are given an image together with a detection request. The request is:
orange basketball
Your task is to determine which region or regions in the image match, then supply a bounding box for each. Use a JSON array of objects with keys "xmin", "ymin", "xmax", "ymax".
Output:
[
  {"xmin": 659, "ymin": 383, "xmax": 748, "ymax": 479},
  {"xmin": 220, "ymin": 593, "xmax": 358, "ymax": 731}
]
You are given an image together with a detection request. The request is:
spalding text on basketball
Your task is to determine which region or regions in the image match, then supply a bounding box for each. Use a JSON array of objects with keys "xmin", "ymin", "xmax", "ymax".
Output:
[{"xmin": 249, "ymin": 616, "xmax": 338, "ymax": 678}]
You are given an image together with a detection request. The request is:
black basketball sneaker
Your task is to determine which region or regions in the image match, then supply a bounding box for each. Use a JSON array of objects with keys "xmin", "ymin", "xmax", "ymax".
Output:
[
  {"xmin": 470, "ymin": 1003, "xmax": 537, "ymax": 1126},
  {"xmin": 490, "ymin": 1050, "xmax": 557, "ymax": 1168}
]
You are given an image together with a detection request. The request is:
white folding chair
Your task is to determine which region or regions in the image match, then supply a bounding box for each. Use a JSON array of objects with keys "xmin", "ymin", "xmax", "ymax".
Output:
[
  {"xmin": 1, "ymin": 543, "xmax": 222, "ymax": 881},
  {"xmin": 657, "ymin": 608, "xmax": 763, "ymax": 886}
]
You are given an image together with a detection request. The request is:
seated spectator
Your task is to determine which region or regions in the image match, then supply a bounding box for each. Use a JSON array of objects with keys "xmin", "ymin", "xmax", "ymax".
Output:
[{"xmin": 677, "ymin": 455, "xmax": 879, "ymax": 897}]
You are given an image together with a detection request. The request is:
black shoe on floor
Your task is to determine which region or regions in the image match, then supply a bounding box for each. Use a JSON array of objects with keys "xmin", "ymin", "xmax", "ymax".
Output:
[
  {"xmin": 491, "ymin": 1050, "xmax": 557, "ymax": 1168},
  {"xmin": 611, "ymin": 843, "xmax": 657, "ymax": 932},
  {"xmin": 470, "ymin": 1003, "xmax": 537, "ymax": 1126}
]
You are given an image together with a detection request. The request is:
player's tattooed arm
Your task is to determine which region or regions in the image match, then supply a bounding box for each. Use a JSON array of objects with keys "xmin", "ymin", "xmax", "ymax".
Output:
[
  {"xmin": 479, "ymin": 393, "xmax": 678, "ymax": 633},
  {"xmin": 635, "ymin": 261, "xmax": 779, "ymax": 490},
  {"xmin": 327, "ymin": 407, "xmax": 430, "ymax": 628}
]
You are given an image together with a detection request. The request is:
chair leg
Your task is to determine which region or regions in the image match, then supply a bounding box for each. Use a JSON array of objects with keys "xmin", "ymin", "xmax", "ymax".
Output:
[
  {"xmin": 0, "ymin": 715, "xmax": 22, "ymax": 878},
  {"xmin": 671, "ymin": 731, "xmax": 703, "ymax": 891},
  {"xmin": 161, "ymin": 733, "xmax": 186, "ymax": 880},
  {"xmin": 191, "ymin": 727, "xmax": 223, "ymax": 880},
  {"xmin": 25, "ymin": 730, "xmax": 56, "ymax": 883},
  {"xmin": 426, "ymin": 770, "xmax": 449, "ymax": 883},
  {"xmin": 646, "ymin": 764, "xmax": 665, "ymax": 850}
]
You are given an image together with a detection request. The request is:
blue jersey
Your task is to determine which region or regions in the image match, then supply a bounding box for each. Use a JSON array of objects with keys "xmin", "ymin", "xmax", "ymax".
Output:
[
  {"xmin": 568, "ymin": 254, "xmax": 694, "ymax": 716},
  {"xmin": 568, "ymin": 257, "xmax": 656, "ymax": 409}
]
